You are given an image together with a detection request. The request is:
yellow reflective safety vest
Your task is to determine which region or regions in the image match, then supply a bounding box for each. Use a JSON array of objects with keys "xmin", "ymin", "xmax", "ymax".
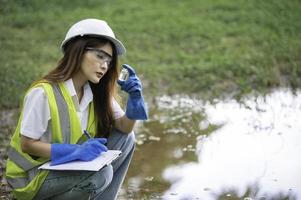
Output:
[{"xmin": 6, "ymin": 81, "xmax": 97, "ymax": 200}]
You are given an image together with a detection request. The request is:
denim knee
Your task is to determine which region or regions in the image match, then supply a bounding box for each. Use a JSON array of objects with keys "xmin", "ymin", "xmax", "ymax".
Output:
[
  {"xmin": 126, "ymin": 131, "xmax": 136, "ymax": 150},
  {"xmin": 93, "ymin": 164, "xmax": 114, "ymax": 191},
  {"xmin": 107, "ymin": 129, "xmax": 136, "ymax": 152},
  {"xmin": 118, "ymin": 131, "xmax": 135, "ymax": 156},
  {"xmin": 75, "ymin": 164, "xmax": 113, "ymax": 193}
]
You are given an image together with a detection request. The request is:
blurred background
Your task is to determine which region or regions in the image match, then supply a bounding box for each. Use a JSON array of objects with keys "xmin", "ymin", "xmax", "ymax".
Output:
[{"xmin": 1, "ymin": 0, "xmax": 301, "ymax": 199}]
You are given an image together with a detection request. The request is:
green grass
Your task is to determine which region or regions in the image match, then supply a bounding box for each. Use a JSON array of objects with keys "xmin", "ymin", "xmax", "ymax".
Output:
[{"xmin": 1, "ymin": 0, "xmax": 301, "ymax": 108}]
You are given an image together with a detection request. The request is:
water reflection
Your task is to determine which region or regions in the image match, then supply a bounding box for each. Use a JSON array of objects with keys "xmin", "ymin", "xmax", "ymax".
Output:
[
  {"xmin": 162, "ymin": 89, "xmax": 301, "ymax": 200},
  {"xmin": 121, "ymin": 94, "xmax": 210, "ymax": 199}
]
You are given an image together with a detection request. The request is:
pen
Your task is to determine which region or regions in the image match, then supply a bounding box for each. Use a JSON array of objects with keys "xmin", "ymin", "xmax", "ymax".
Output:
[{"xmin": 83, "ymin": 130, "xmax": 92, "ymax": 139}]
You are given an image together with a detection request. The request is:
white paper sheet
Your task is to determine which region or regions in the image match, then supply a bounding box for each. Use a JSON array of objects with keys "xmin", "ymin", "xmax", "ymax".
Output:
[{"xmin": 38, "ymin": 150, "xmax": 121, "ymax": 171}]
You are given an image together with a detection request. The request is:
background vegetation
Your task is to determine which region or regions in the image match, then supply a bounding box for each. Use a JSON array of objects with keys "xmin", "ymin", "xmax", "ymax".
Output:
[{"xmin": 1, "ymin": 0, "xmax": 301, "ymax": 108}]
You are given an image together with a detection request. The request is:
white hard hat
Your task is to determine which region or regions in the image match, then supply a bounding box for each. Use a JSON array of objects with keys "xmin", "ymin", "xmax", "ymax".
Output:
[{"xmin": 61, "ymin": 19, "xmax": 126, "ymax": 55}]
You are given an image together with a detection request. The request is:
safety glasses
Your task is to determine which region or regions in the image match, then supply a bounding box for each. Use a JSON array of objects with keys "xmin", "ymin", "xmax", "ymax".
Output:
[{"xmin": 86, "ymin": 47, "xmax": 113, "ymax": 66}]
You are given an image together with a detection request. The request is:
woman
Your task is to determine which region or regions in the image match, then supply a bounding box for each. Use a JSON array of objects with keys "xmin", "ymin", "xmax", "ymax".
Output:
[{"xmin": 5, "ymin": 18, "xmax": 147, "ymax": 200}]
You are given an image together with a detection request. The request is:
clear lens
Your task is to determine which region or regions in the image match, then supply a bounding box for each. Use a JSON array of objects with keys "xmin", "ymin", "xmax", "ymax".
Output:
[
  {"xmin": 86, "ymin": 47, "xmax": 112, "ymax": 66},
  {"xmin": 119, "ymin": 68, "xmax": 129, "ymax": 81}
]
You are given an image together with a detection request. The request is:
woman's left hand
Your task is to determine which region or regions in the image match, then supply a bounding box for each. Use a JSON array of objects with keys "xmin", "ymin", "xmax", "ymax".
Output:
[
  {"xmin": 117, "ymin": 64, "xmax": 148, "ymax": 120},
  {"xmin": 117, "ymin": 64, "xmax": 142, "ymax": 96}
]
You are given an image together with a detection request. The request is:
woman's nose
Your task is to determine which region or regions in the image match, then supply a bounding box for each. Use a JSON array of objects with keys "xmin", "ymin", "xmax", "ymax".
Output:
[{"xmin": 100, "ymin": 61, "xmax": 108, "ymax": 70}]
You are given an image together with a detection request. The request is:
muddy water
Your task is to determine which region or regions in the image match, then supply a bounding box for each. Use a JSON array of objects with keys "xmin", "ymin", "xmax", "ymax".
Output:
[
  {"xmin": 1, "ymin": 89, "xmax": 300, "ymax": 200},
  {"xmin": 120, "ymin": 89, "xmax": 301, "ymax": 200}
]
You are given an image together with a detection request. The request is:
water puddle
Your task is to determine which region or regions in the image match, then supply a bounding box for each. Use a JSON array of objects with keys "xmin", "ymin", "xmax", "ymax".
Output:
[
  {"xmin": 1, "ymin": 89, "xmax": 300, "ymax": 200},
  {"xmin": 121, "ymin": 89, "xmax": 301, "ymax": 200}
]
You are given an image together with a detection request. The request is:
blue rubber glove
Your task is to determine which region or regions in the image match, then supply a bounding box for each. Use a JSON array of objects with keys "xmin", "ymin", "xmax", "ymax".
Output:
[
  {"xmin": 117, "ymin": 64, "xmax": 148, "ymax": 120},
  {"xmin": 50, "ymin": 138, "xmax": 108, "ymax": 166}
]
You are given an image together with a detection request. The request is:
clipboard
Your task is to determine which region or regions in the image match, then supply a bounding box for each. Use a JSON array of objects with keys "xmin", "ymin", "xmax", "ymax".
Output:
[{"xmin": 38, "ymin": 150, "xmax": 121, "ymax": 171}]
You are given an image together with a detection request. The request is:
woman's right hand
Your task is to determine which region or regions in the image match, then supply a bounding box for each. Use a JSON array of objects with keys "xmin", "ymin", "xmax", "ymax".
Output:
[
  {"xmin": 50, "ymin": 138, "xmax": 108, "ymax": 166},
  {"xmin": 75, "ymin": 138, "xmax": 108, "ymax": 161}
]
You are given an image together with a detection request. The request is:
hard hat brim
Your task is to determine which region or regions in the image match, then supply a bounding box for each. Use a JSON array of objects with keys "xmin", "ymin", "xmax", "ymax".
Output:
[{"xmin": 60, "ymin": 34, "xmax": 126, "ymax": 55}]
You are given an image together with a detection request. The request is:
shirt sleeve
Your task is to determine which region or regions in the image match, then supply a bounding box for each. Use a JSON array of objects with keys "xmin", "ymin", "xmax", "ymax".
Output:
[
  {"xmin": 112, "ymin": 98, "xmax": 125, "ymax": 120},
  {"xmin": 20, "ymin": 87, "xmax": 50, "ymax": 139}
]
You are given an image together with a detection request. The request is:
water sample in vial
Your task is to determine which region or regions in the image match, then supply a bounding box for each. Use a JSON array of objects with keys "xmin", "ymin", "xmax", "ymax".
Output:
[{"xmin": 119, "ymin": 68, "xmax": 129, "ymax": 81}]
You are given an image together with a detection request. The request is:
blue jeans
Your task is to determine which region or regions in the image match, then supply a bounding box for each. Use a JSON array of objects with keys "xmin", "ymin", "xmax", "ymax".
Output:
[{"xmin": 33, "ymin": 130, "xmax": 135, "ymax": 200}]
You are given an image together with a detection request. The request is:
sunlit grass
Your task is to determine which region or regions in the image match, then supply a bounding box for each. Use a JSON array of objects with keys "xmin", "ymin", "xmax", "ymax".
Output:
[{"xmin": 1, "ymin": 0, "xmax": 301, "ymax": 107}]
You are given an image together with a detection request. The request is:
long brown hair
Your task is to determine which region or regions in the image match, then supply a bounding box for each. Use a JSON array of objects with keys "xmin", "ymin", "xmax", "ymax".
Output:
[{"xmin": 42, "ymin": 36, "xmax": 119, "ymax": 138}]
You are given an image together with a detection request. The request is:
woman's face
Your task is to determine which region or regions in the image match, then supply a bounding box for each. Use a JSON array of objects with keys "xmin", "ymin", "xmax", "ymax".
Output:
[{"xmin": 80, "ymin": 42, "xmax": 113, "ymax": 83}]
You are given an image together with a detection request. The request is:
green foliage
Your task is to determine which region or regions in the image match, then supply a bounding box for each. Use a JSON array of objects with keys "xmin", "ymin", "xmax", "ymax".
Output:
[{"xmin": 1, "ymin": 0, "xmax": 301, "ymax": 107}]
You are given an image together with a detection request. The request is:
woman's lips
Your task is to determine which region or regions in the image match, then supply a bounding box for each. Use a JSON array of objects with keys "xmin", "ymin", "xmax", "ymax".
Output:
[{"xmin": 96, "ymin": 72, "xmax": 103, "ymax": 78}]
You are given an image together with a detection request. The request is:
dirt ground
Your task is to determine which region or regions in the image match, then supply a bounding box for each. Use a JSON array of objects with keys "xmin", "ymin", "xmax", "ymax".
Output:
[{"xmin": 0, "ymin": 109, "xmax": 17, "ymax": 199}]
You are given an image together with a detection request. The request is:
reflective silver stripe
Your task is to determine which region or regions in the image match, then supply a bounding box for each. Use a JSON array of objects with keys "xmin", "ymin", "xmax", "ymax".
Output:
[
  {"xmin": 6, "ymin": 176, "xmax": 29, "ymax": 188},
  {"xmin": 45, "ymin": 119, "xmax": 52, "ymax": 141},
  {"xmin": 6, "ymin": 165, "xmax": 40, "ymax": 189},
  {"xmin": 52, "ymin": 84, "xmax": 70, "ymax": 143},
  {"xmin": 28, "ymin": 166, "xmax": 39, "ymax": 181},
  {"xmin": 8, "ymin": 147, "xmax": 35, "ymax": 171}
]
